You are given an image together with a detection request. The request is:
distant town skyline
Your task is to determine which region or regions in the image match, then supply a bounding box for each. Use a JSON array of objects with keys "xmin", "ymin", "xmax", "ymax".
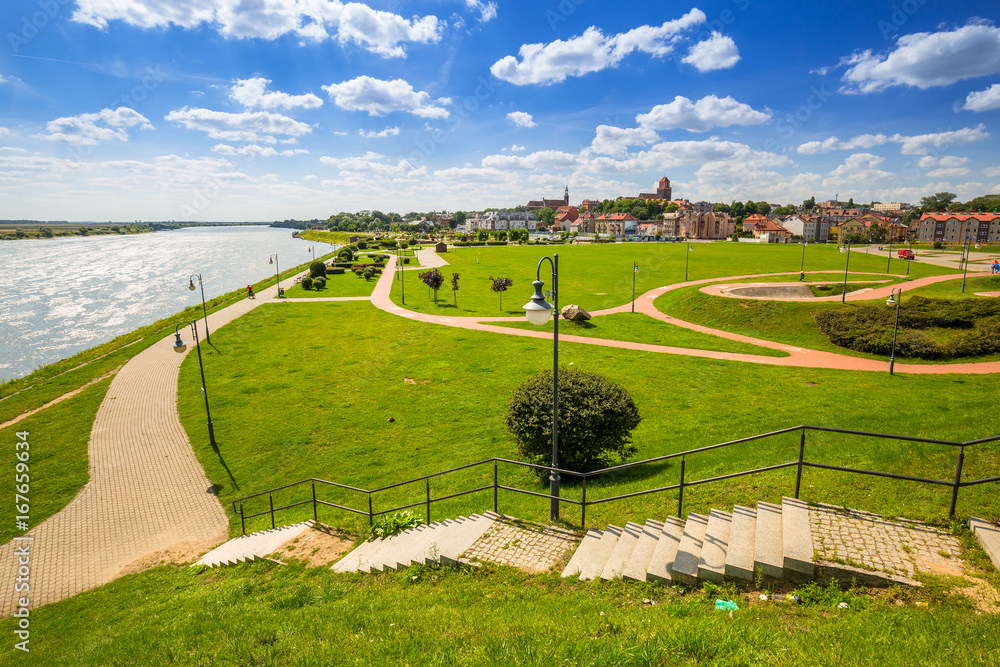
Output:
[{"xmin": 2, "ymin": 1, "xmax": 1000, "ymax": 221}]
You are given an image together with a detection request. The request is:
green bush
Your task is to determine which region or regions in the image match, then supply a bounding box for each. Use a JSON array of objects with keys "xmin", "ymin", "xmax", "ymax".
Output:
[
  {"xmin": 370, "ymin": 510, "xmax": 422, "ymax": 540},
  {"xmin": 312, "ymin": 276, "xmax": 326, "ymax": 289},
  {"xmin": 357, "ymin": 240, "xmax": 368, "ymax": 250},
  {"xmin": 300, "ymin": 276, "xmax": 314, "ymax": 290},
  {"xmin": 328, "ymin": 268, "xmax": 345, "ymax": 275},
  {"xmin": 932, "ymin": 241, "xmax": 944, "ymax": 249},
  {"xmin": 505, "ymin": 367, "xmax": 641, "ymax": 473},
  {"xmin": 309, "ymin": 261, "xmax": 326, "ymax": 279},
  {"xmin": 363, "ymin": 267, "xmax": 375, "ymax": 281},
  {"xmin": 403, "ymin": 257, "xmax": 411, "ymax": 264},
  {"xmin": 338, "ymin": 247, "xmax": 354, "ymax": 262}
]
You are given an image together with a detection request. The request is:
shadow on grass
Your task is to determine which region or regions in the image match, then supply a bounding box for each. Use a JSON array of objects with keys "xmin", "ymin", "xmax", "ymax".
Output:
[{"xmin": 211, "ymin": 442, "xmax": 240, "ymax": 492}]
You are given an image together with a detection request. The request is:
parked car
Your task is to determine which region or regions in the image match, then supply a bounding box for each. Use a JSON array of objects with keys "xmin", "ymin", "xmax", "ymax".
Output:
[{"xmin": 898, "ymin": 249, "xmax": 915, "ymax": 260}]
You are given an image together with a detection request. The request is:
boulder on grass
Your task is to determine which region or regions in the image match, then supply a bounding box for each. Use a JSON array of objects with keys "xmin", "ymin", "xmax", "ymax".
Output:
[{"xmin": 561, "ymin": 304, "xmax": 591, "ymax": 323}]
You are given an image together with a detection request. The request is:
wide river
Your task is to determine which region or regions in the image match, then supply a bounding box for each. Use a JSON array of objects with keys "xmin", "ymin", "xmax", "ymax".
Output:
[{"xmin": 0, "ymin": 226, "xmax": 336, "ymax": 382}]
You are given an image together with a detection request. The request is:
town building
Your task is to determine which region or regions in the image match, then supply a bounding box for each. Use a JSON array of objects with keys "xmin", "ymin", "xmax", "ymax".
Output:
[
  {"xmin": 526, "ymin": 186, "xmax": 569, "ymax": 211},
  {"xmin": 873, "ymin": 202, "xmax": 912, "ymax": 213},
  {"xmin": 780, "ymin": 215, "xmax": 830, "ymax": 242},
  {"xmin": 664, "ymin": 210, "xmax": 734, "ymax": 240},
  {"xmin": 595, "ymin": 212, "xmax": 637, "ymax": 236},
  {"xmin": 917, "ymin": 212, "xmax": 1000, "ymax": 245},
  {"xmin": 465, "ymin": 211, "xmax": 537, "ymax": 233},
  {"xmin": 742, "ymin": 214, "xmax": 792, "ymax": 242},
  {"xmin": 637, "ymin": 177, "xmax": 672, "ymax": 201}
]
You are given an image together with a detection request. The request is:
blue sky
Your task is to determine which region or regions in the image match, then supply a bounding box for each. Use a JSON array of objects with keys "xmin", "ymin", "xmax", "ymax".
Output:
[{"xmin": 2, "ymin": 0, "xmax": 1000, "ymax": 221}]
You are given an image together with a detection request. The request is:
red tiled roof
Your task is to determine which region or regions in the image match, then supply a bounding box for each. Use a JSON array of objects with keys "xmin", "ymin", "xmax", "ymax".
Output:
[{"xmin": 919, "ymin": 212, "xmax": 1000, "ymax": 222}]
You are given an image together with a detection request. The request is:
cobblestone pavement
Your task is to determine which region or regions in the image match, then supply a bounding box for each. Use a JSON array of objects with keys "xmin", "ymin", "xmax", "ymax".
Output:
[
  {"xmin": 463, "ymin": 517, "xmax": 577, "ymax": 574},
  {"xmin": 810, "ymin": 503, "xmax": 963, "ymax": 582}
]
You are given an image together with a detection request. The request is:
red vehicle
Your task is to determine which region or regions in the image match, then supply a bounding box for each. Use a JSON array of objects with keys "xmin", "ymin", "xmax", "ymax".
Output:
[{"xmin": 898, "ymin": 249, "xmax": 915, "ymax": 260}]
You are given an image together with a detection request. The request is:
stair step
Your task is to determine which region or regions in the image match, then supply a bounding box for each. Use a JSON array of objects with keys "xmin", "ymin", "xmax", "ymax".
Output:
[
  {"xmin": 388, "ymin": 525, "xmax": 431, "ymax": 570},
  {"xmin": 646, "ymin": 517, "xmax": 685, "ymax": 583},
  {"xmin": 754, "ymin": 501, "xmax": 784, "ymax": 579},
  {"xmin": 578, "ymin": 525, "xmax": 623, "ymax": 581},
  {"xmin": 562, "ymin": 529, "xmax": 604, "ymax": 578},
  {"xmin": 725, "ymin": 505, "xmax": 757, "ymax": 581},
  {"xmin": 408, "ymin": 520, "xmax": 457, "ymax": 567},
  {"xmin": 438, "ymin": 514, "xmax": 496, "ymax": 565},
  {"xmin": 969, "ymin": 517, "xmax": 1000, "ymax": 571},
  {"xmin": 697, "ymin": 510, "xmax": 732, "ymax": 582},
  {"xmin": 670, "ymin": 513, "xmax": 710, "ymax": 584},
  {"xmin": 622, "ymin": 519, "xmax": 665, "ymax": 582},
  {"xmin": 601, "ymin": 522, "xmax": 643, "ymax": 580},
  {"xmin": 782, "ymin": 497, "xmax": 815, "ymax": 576}
]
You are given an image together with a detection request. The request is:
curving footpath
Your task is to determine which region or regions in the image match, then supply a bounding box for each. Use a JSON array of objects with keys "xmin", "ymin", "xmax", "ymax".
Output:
[
  {"xmin": 0, "ymin": 281, "xmax": 291, "ymax": 616},
  {"xmin": 372, "ymin": 254, "xmax": 1000, "ymax": 375}
]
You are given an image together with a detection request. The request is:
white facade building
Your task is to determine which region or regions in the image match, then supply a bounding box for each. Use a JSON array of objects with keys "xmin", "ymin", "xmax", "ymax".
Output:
[{"xmin": 465, "ymin": 211, "xmax": 538, "ymax": 233}]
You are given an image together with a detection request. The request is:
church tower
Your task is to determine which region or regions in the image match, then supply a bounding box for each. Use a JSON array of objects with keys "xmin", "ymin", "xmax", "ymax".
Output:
[
  {"xmin": 656, "ymin": 177, "xmax": 671, "ymax": 201},
  {"xmin": 564, "ymin": 185, "xmax": 569, "ymax": 206}
]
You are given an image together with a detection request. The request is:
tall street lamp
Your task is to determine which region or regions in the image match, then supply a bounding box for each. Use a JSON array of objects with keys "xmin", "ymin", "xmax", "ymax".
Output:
[
  {"xmin": 799, "ymin": 240, "xmax": 808, "ymax": 281},
  {"xmin": 886, "ymin": 288, "xmax": 903, "ymax": 375},
  {"xmin": 963, "ymin": 242, "xmax": 981, "ymax": 293},
  {"xmin": 631, "ymin": 261, "xmax": 638, "ymax": 313},
  {"xmin": 684, "ymin": 242, "xmax": 693, "ymax": 281},
  {"xmin": 172, "ymin": 320, "xmax": 216, "ymax": 447},
  {"xmin": 308, "ymin": 245, "xmax": 315, "ymax": 264},
  {"xmin": 522, "ymin": 253, "xmax": 560, "ymax": 521},
  {"xmin": 397, "ymin": 246, "xmax": 405, "ymax": 304},
  {"xmin": 886, "ymin": 238, "xmax": 893, "ymax": 273},
  {"xmin": 268, "ymin": 254, "xmax": 283, "ymax": 297},
  {"xmin": 187, "ymin": 273, "xmax": 211, "ymax": 343},
  {"xmin": 840, "ymin": 242, "xmax": 852, "ymax": 304}
]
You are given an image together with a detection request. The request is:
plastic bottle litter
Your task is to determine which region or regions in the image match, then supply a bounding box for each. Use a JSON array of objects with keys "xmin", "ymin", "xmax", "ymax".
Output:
[
  {"xmin": 772, "ymin": 594, "xmax": 802, "ymax": 604},
  {"xmin": 714, "ymin": 599, "xmax": 739, "ymax": 611}
]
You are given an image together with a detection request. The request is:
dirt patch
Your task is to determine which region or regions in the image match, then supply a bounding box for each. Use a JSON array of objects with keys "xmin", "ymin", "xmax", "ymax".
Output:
[
  {"xmin": 726, "ymin": 284, "xmax": 816, "ymax": 299},
  {"xmin": 954, "ymin": 575, "xmax": 1000, "ymax": 614},
  {"xmin": 270, "ymin": 523, "xmax": 355, "ymax": 567},
  {"xmin": 116, "ymin": 539, "xmax": 222, "ymax": 577}
]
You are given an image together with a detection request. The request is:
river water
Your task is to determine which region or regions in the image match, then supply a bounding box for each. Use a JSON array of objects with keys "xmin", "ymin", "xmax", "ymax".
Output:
[{"xmin": 0, "ymin": 226, "xmax": 336, "ymax": 382}]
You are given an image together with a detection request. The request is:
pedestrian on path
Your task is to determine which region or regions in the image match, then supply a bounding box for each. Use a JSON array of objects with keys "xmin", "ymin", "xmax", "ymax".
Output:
[
  {"xmin": 247, "ymin": 284, "xmax": 255, "ymax": 299},
  {"xmin": 993, "ymin": 259, "xmax": 999, "ymax": 274}
]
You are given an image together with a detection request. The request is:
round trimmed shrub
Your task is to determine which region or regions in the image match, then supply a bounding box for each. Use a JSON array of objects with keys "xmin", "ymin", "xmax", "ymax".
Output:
[
  {"xmin": 300, "ymin": 276, "xmax": 314, "ymax": 290},
  {"xmin": 312, "ymin": 276, "xmax": 326, "ymax": 289},
  {"xmin": 506, "ymin": 367, "xmax": 641, "ymax": 473},
  {"xmin": 309, "ymin": 261, "xmax": 326, "ymax": 278}
]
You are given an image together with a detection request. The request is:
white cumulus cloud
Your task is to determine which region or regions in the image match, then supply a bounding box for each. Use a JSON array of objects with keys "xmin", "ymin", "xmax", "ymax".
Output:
[
  {"xmin": 230, "ymin": 77, "xmax": 323, "ymax": 110},
  {"xmin": 359, "ymin": 126, "xmax": 400, "ymax": 138},
  {"xmin": 960, "ymin": 83, "xmax": 1000, "ymax": 112},
  {"xmin": 681, "ymin": 32, "xmax": 741, "ymax": 72},
  {"xmin": 796, "ymin": 126, "xmax": 988, "ymax": 156},
  {"xmin": 212, "ymin": 144, "xmax": 309, "ymax": 157},
  {"xmin": 636, "ymin": 95, "xmax": 769, "ymax": 132},
  {"xmin": 323, "ymin": 76, "xmax": 450, "ymax": 118},
  {"xmin": 839, "ymin": 23, "xmax": 1000, "ymax": 93},
  {"xmin": 165, "ymin": 107, "xmax": 312, "ymax": 142},
  {"xmin": 501, "ymin": 144, "xmax": 525, "ymax": 152},
  {"xmin": 797, "ymin": 134, "xmax": 892, "ymax": 154},
  {"xmin": 72, "ymin": 0, "xmax": 442, "ymax": 59},
  {"xmin": 490, "ymin": 9, "xmax": 705, "ymax": 85},
  {"xmin": 42, "ymin": 107, "xmax": 153, "ymax": 146},
  {"xmin": 466, "ymin": 0, "xmax": 497, "ymax": 23},
  {"xmin": 321, "ymin": 151, "xmax": 427, "ymax": 177},
  {"xmin": 507, "ymin": 111, "xmax": 536, "ymax": 127}
]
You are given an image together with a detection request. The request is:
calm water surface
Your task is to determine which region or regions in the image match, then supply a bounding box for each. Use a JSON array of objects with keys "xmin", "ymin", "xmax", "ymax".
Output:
[{"xmin": 0, "ymin": 226, "xmax": 335, "ymax": 381}]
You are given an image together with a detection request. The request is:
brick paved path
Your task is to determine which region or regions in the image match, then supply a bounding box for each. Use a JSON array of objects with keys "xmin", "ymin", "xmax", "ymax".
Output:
[
  {"xmin": 462, "ymin": 517, "xmax": 577, "ymax": 574},
  {"xmin": 810, "ymin": 503, "xmax": 963, "ymax": 584},
  {"xmin": 0, "ymin": 282, "xmax": 288, "ymax": 616}
]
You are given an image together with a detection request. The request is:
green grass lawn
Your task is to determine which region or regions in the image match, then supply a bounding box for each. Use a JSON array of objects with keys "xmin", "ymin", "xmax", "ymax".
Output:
[
  {"xmin": 389, "ymin": 243, "xmax": 952, "ymax": 318},
  {"xmin": 6, "ymin": 559, "xmax": 999, "ymax": 665},
  {"xmin": 0, "ymin": 378, "xmax": 110, "ymax": 544},
  {"xmin": 905, "ymin": 274, "xmax": 1000, "ymax": 298},
  {"xmin": 178, "ymin": 301, "xmax": 1000, "ymax": 539},
  {"xmin": 282, "ymin": 272, "xmax": 380, "ymax": 298},
  {"xmin": 493, "ymin": 312, "xmax": 789, "ymax": 357}
]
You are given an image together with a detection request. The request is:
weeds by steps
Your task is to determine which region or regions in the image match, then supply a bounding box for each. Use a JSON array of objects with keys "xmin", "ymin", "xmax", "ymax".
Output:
[{"xmin": 370, "ymin": 510, "xmax": 422, "ymax": 540}]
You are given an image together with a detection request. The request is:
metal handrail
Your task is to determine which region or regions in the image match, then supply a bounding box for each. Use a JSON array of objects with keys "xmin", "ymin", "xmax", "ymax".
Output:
[{"xmin": 231, "ymin": 424, "xmax": 999, "ymax": 534}]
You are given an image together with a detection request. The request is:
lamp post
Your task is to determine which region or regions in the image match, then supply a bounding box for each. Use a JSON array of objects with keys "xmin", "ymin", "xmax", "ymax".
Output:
[
  {"xmin": 172, "ymin": 320, "xmax": 216, "ymax": 446},
  {"xmin": 963, "ymin": 242, "xmax": 981, "ymax": 293},
  {"xmin": 840, "ymin": 242, "xmax": 852, "ymax": 304},
  {"xmin": 187, "ymin": 273, "xmax": 211, "ymax": 343},
  {"xmin": 631, "ymin": 261, "xmax": 638, "ymax": 313},
  {"xmin": 268, "ymin": 254, "xmax": 282, "ymax": 297},
  {"xmin": 886, "ymin": 238, "xmax": 893, "ymax": 273},
  {"xmin": 308, "ymin": 245, "xmax": 315, "ymax": 264},
  {"xmin": 886, "ymin": 288, "xmax": 902, "ymax": 375},
  {"xmin": 906, "ymin": 242, "xmax": 912, "ymax": 275},
  {"xmin": 685, "ymin": 242, "xmax": 693, "ymax": 281},
  {"xmin": 522, "ymin": 253, "xmax": 560, "ymax": 521},
  {"xmin": 799, "ymin": 240, "xmax": 808, "ymax": 281},
  {"xmin": 397, "ymin": 246, "xmax": 405, "ymax": 304}
]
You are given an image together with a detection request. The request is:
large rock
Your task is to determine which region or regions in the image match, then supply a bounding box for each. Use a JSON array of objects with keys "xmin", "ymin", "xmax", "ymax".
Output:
[{"xmin": 561, "ymin": 304, "xmax": 591, "ymax": 322}]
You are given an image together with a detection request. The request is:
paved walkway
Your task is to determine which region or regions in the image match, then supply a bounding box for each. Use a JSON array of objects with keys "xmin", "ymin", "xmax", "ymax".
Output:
[
  {"xmin": 0, "ymin": 280, "xmax": 291, "ymax": 616},
  {"xmin": 370, "ymin": 255, "xmax": 1000, "ymax": 374}
]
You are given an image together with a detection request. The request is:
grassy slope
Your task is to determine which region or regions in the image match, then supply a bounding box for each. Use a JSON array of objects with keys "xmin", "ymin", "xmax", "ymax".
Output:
[
  {"xmin": 179, "ymin": 301, "xmax": 1000, "ymax": 537},
  {"xmin": 5, "ymin": 560, "xmax": 999, "ymax": 665},
  {"xmin": 0, "ymin": 379, "xmax": 110, "ymax": 544}
]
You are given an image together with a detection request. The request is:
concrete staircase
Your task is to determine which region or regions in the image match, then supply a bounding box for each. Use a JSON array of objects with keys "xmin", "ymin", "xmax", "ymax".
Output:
[
  {"xmin": 332, "ymin": 512, "xmax": 498, "ymax": 573},
  {"xmin": 969, "ymin": 517, "xmax": 1000, "ymax": 571},
  {"xmin": 562, "ymin": 497, "xmax": 815, "ymax": 584},
  {"xmin": 196, "ymin": 521, "xmax": 313, "ymax": 567}
]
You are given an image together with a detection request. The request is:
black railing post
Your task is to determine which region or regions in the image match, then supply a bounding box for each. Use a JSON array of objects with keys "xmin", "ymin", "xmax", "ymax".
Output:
[
  {"xmin": 582, "ymin": 477, "xmax": 587, "ymax": 528},
  {"xmin": 240, "ymin": 502, "xmax": 245, "ymax": 535},
  {"xmin": 494, "ymin": 461, "xmax": 498, "ymax": 514},
  {"xmin": 795, "ymin": 427, "xmax": 806, "ymax": 498},
  {"xmin": 368, "ymin": 493, "xmax": 374, "ymax": 527},
  {"xmin": 269, "ymin": 494, "xmax": 275, "ymax": 529},
  {"xmin": 312, "ymin": 481, "xmax": 318, "ymax": 523},
  {"xmin": 426, "ymin": 479, "xmax": 431, "ymax": 524},
  {"xmin": 678, "ymin": 457, "xmax": 686, "ymax": 517},
  {"xmin": 950, "ymin": 446, "xmax": 965, "ymax": 519}
]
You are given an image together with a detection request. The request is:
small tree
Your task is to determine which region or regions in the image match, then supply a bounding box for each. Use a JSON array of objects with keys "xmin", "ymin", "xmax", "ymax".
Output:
[
  {"xmin": 505, "ymin": 368, "xmax": 641, "ymax": 473},
  {"xmin": 313, "ymin": 276, "xmax": 326, "ymax": 290},
  {"xmin": 338, "ymin": 247, "xmax": 354, "ymax": 262},
  {"xmin": 490, "ymin": 276, "xmax": 513, "ymax": 310},
  {"xmin": 419, "ymin": 268, "xmax": 444, "ymax": 301},
  {"xmin": 301, "ymin": 276, "xmax": 314, "ymax": 290},
  {"xmin": 309, "ymin": 261, "xmax": 326, "ymax": 279},
  {"xmin": 452, "ymin": 272, "xmax": 460, "ymax": 306}
]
